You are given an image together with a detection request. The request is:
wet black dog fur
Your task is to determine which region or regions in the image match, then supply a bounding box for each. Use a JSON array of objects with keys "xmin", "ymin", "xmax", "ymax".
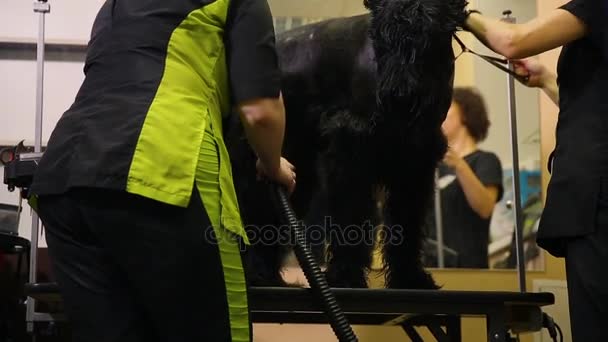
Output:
[{"xmin": 225, "ymin": 0, "xmax": 468, "ymax": 289}]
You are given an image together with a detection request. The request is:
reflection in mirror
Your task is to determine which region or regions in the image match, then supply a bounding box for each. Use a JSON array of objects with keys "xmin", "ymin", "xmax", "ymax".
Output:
[
  {"xmin": 422, "ymin": 0, "xmax": 544, "ymax": 271},
  {"xmin": 424, "ymin": 87, "xmax": 506, "ymax": 270},
  {"xmin": 266, "ymin": 0, "xmax": 544, "ymax": 272}
]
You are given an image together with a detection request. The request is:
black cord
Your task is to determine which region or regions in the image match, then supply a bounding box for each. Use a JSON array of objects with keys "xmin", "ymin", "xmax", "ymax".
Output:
[
  {"xmin": 271, "ymin": 184, "xmax": 359, "ymax": 342},
  {"xmin": 555, "ymin": 322, "xmax": 564, "ymax": 342},
  {"xmin": 542, "ymin": 313, "xmax": 562, "ymax": 342}
]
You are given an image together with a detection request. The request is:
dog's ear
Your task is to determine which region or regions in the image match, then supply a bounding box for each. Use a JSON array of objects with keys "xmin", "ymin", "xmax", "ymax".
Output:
[
  {"xmin": 363, "ymin": 0, "xmax": 377, "ymax": 11},
  {"xmin": 451, "ymin": 0, "xmax": 471, "ymax": 30}
]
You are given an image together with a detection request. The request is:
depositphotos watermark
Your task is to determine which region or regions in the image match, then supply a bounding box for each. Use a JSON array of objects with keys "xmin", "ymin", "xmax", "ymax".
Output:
[{"xmin": 203, "ymin": 216, "xmax": 405, "ymax": 248}]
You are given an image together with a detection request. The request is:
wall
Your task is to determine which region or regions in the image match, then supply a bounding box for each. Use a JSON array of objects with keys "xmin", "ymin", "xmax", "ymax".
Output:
[{"xmin": 0, "ymin": 0, "xmax": 104, "ymax": 43}]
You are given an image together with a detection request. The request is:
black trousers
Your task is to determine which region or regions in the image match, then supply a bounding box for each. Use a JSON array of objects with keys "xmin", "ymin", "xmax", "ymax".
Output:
[
  {"xmin": 565, "ymin": 191, "xmax": 608, "ymax": 341},
  {"xmin": 37, "ymin": 188, "xmax": 238, "ymax": 342}
]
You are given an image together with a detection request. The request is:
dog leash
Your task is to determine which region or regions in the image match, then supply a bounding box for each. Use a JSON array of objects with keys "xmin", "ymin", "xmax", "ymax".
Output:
[{"xmin": 453, "ymin": 34, "xmax": 530, "ymax": 84}]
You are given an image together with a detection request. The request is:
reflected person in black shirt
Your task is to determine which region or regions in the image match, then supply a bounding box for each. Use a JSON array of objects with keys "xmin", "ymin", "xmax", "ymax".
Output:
[
  {"xmin": 465, "ymin": 1, "xmax": 608, "ymax": 340},
  {"xmin": 434, "ymin": 87, "xmax": 503, "ymax": 269}
]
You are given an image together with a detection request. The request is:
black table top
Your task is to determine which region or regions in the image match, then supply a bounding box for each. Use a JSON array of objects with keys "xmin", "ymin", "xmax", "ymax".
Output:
[
  {"xmin": 26, "ymin": 283, "xmax": 554, "ymax": 311},
  {"xmin": 24, "ymin": 283, "xmax": 554, "ymax": 331}
]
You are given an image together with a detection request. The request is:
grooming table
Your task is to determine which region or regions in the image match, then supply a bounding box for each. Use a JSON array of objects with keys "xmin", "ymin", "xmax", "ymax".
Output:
[{"xmin": 25, "ymin": 283, "xmax": 554, "ymax": 342}]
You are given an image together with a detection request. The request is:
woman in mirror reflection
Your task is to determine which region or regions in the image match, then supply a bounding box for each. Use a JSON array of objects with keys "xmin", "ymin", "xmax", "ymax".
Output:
[{"xmin": 429, "ymin": 87, "xmax": 504, "ymax": 269}]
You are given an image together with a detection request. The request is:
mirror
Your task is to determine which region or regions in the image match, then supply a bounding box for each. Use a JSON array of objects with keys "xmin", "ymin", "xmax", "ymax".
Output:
[
  {"xmin": 267, "ymin": 0, "xmax": 544, "ymax": 272},
  {"xmin": 421, "ymin": 0, "xmax": 544, "ymax": 271}
]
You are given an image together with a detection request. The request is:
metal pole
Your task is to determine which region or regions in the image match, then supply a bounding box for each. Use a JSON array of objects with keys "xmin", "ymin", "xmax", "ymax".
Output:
[
  {"xmin": 501, "ymin": 10, "xmax": 526, "ymax": 293},
  {"xmin": 434, "ymin": 170, "xmax": 445, "ymax": 268},
  {"xmin": 27, "ymin": 0, "xmax": 51, "ymax": 334},
  {"xmin": 34, "ymin": 2, "xmax": 47, "ymax": 153}
]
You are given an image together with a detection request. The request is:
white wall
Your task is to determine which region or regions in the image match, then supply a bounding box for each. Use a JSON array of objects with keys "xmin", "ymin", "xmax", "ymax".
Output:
[
  {"xmin": 0, "ymin": 60, "xmax": 86, "ymax": 246},
  {"xmin": 0, "ymin": 0, "xmax": 105, "ymax": 43},
  {"xmin": 0, "ymin": 60, "xmax": 86, "ymax": 145}
]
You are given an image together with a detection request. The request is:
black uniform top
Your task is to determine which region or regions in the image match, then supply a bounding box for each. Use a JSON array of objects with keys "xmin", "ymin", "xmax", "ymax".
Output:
[
  {"xmin": 537, "ymin": 0, "xmax": 608, "ymax": 256},
  {"xmin": 30, "ymin": 0, "xmax": 281, "ymax": 201},
  {"xmin": 432, "ymin": 150, "xmax": 504, "ymax": 269}
]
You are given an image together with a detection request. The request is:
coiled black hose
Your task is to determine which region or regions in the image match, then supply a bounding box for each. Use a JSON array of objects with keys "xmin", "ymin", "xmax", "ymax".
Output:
[{"xmin": 271, "ymin": 184, "xmax": 358, "ymax": 342}]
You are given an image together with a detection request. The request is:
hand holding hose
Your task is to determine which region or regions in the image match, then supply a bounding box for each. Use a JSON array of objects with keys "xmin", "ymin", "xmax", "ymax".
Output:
[{"xmin": 257, "ymin": 157, "xmax": 296, "ymax": 194}]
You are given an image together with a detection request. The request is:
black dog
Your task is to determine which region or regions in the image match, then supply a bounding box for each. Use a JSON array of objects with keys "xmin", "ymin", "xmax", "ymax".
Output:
[{"xmin": 226, "ymin": 0, "xmax": 467, "ymax": 289}]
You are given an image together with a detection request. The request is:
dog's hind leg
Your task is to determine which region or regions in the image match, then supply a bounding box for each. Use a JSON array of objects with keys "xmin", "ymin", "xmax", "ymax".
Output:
[
  {"xmin": 244, "ymin": 243, "xmax": 288, "ymax": 287},
  {"xmin": 320, "ymin": 140, "xmax": 376, "ymax": 288},
  {"xmin": 382, "ymin": 156, "xmax": 440, "ymax": 290},
  {"xmin": 324, "ymin": 185, "xmax": 376, "ymax": 288}
]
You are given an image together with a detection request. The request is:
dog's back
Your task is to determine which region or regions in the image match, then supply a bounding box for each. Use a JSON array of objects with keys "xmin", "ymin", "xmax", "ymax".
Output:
[{"xmin": 277, "ymin": 15, "xmax": 377, "ymax": 124}]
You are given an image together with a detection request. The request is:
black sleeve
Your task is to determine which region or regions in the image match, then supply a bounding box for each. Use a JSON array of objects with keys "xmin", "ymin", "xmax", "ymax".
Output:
[
  {"xmin": 474, "ymin": 152, "xmax": 504, "ymax": 202},
  {"xmin": 90, "ymin": 1, "xmax": 113, "ymax": 41},
  {"xmin": 225, "ymin": 0, "xmax": 281, "ymax": 104},
  {"xmin": 560, "ymin": 0, "xmax": 608, "ymax": 58}
]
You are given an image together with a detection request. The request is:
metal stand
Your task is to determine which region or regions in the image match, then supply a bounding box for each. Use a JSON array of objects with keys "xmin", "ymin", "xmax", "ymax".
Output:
[
  {"xmin": 501, "ymin": 10, "xmax": 526, "ymax": 293},
  {"xmin": 434, "ymin": 170, "xmax": 445, "ymax": 268},
  {"xmin": 26, "ymin": 0, "xmax": 51, "ymax": 334}
]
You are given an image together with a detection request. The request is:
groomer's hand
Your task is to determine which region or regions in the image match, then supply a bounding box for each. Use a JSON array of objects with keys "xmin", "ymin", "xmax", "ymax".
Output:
[
  {"xmin": 512, "ymin": 58, "xmax": 551, "ymax": 88},
  {"xmin": 513, "ymin": 58, "xmax": 560, "ymax": 106},
  {"xmin": 257, "ymin": 157, "xmax": 296, "ymax": 194},
  {"xmin": 443, "ymin": 149, "xmax": 465, "ymax": 171}
]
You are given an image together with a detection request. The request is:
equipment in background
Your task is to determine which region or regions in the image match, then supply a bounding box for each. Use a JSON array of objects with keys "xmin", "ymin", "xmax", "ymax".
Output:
[{"xmin": 0, "ymin": 204, "xmax": 19, "ymax": 235}]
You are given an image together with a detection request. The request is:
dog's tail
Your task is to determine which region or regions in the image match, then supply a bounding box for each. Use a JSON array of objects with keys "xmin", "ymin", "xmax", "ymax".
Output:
[{"xmin": 364, "ymin": 0, "xmax": 467, "ymax": 127}]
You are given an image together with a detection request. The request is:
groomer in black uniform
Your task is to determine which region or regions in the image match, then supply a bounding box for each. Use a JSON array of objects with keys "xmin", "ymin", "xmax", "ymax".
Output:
[{"xmin": 464, "ymin": 0, "xmax": 607, "ymax": 340}]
